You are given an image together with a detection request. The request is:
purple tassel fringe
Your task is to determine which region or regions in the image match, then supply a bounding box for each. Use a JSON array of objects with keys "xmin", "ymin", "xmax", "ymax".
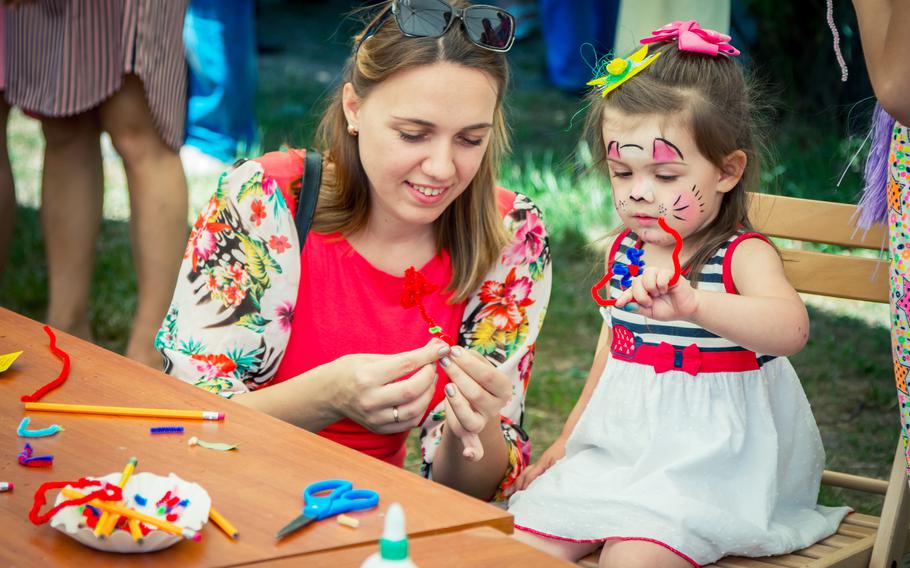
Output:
[{"xmin": 856, "ymin": 103, "xmax": 896, "ymax": 229}]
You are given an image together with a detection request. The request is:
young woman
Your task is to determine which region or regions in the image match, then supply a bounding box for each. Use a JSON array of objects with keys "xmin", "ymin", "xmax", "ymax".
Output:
[{"xmin": 157, "ymin": 0, "xmax": 551, "ymax": 501}]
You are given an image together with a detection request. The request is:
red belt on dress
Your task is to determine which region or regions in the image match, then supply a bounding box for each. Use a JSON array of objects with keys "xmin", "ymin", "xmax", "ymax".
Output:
[{"xmin": 610, "ymin": 325, "xmax": 759, "ymax": 376}]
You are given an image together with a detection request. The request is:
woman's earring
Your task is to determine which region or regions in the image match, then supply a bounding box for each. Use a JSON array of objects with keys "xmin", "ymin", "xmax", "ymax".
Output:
[{"xmin": 347, "ymin": 123, "xmax": 359, "ymax": 136}]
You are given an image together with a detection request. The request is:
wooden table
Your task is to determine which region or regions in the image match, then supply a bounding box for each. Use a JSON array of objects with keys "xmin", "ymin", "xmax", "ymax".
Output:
[
  {"xmin": 249, "ymin": 527, "xmax": 578, "ymax": 567},
  {"xmin": 0, "ymin": 308, "xmax": 512, "ymax": 567}
]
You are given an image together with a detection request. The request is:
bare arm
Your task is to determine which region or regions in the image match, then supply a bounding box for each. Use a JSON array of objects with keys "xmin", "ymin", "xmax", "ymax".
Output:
[
  {"xmin": 430, "ymin": 405, "xmax": 511, "ymax": 500},
  {"xmin": 617, "ymin": 238, "xmax": 808, "ymax": 356},
  {"xmin": 689, "ymin": 238, "xmax": 808, "ymax": 356},
  {"xmin": 234, "ymin": 342, "xmax": 445, "ymax": 433},
  {"xmin": 232, "ymin": 363, "xmax": 342, "ymax": 430},
  {"xmin": 853, "ymin": 0, "xmax": 910, "ymax": 122}
]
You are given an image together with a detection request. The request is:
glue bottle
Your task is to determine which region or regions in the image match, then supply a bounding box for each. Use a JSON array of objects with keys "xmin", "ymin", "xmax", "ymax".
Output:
[{"xmin": 360, "ymin": 503, "xmax": 418, "ymax": 568}]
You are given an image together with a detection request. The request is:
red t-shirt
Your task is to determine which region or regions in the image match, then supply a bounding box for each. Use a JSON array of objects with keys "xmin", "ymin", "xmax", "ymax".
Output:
[
  {"xmin": 253, "ymin": 149, "xmax": 516, "ymax": 467},
  {"xmin": 272, "ymin": 231, "xmax": 465, "ymax": 466}
]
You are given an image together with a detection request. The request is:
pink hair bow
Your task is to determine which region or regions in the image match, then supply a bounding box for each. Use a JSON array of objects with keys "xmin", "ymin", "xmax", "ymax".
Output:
[{"xmin": 640, "ymin": 20, "xmax": 740, "ymax": 57}]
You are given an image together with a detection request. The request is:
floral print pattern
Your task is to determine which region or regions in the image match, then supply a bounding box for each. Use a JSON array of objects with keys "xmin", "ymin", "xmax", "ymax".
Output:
[{"xmin": 156, "ymin": 153, "xmax": 551, "ymax": 500}]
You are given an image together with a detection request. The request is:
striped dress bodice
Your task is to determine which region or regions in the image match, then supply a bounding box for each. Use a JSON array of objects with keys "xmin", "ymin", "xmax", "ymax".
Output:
[{"xmin": 605, "ymin": 229, "xmax": 773, "ymax": 364}]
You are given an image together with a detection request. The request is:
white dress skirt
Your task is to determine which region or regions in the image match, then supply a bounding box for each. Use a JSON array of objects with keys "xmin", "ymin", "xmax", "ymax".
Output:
[{"xmin": 509, "ymin": 231, "xmax": 850, "ymax": 566}]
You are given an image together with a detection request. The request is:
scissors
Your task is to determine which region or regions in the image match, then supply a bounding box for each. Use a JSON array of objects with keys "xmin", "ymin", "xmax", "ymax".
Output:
[{"xmin": 275, "ymin": 479, "xmax": 379, "ymax": 540}]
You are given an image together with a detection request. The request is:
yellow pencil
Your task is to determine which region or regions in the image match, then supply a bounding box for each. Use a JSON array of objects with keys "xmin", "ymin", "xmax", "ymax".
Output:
[
  {"xmin": 127, "ymin": 518, "xmax": 144, "ymax": 543},
  {"xmin": 209, "ymin": 506, "xmax": 239, "ymax": 539},
  {"xmin": 60, "ymin": 487, "xmax": 201, "ymax": 541},
  {"xmin": 24, "ymin": 402, "xmax": 225, "ymax": 421},
  {"xmin": 95, "ymin": 457, "xmax": 138, "ymax": 537}
]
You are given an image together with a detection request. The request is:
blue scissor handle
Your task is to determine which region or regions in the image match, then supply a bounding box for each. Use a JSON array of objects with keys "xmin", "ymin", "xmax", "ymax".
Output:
[{"xmin": 303, "ymin": 479, "xmax": 379, "ymax": 520}]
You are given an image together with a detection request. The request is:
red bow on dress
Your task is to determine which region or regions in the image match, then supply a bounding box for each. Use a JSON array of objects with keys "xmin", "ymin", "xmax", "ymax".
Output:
[
  {"xmin": 640, "ymin": 20, "xmax": 740, "ymax": 57},
  {"xmin": 652, "ymin": 342, "xmax": 701, "ymax": 376}
]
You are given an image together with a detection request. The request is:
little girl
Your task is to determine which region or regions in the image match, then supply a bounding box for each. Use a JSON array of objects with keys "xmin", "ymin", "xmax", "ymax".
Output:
[{"xmin": 508, "ymin": 21, "xmax": 850, "ymax": 568}]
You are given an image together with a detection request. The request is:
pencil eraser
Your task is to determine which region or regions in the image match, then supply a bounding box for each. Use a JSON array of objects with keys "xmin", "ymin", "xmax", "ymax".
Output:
[
  {"xmin": 218, "ymin": 412, "xmax": 225, "ymax": 420},
  {"xmin": 0, "ymin": 482, "xmax": 13, "ymax": 492}
]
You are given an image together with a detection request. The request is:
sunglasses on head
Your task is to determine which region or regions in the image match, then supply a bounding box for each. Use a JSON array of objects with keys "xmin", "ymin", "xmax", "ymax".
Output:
[{"xmin": 357, "ymin": 0, "xmax": 516, "ymax": 53}]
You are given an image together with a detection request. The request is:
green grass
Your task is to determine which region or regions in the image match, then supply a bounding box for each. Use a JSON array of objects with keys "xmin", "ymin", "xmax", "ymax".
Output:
[{"xmin": 1, "ymin": 0, "xmax": 898, "ymax": 516}]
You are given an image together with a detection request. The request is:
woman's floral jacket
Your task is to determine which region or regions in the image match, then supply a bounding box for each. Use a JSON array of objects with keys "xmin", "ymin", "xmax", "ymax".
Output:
[{"xmin": 155, "ymin": 150, "xmax": 551, "ymax": 499}]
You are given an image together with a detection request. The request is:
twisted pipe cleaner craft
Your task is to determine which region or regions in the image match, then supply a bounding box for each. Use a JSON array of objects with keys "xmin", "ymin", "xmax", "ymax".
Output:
[
  {"xmin": 18, "ymin": 443, "xmax": 54, "ymax": 467},
  {"xmin": 591, "ymin": 217, "xmax": 683, "ymax": 307},
  {"xmin": 401, "ymin": 267, "xmax": 457, "ymax": 346}
]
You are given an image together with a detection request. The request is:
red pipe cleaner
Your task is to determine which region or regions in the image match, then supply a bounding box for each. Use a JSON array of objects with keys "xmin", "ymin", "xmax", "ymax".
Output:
[
  {"xmin": 29, "ymin": 477, "xmax": 122, "ymax": 525},
  {"xmin": 401, "ymin": 267, "xmax": 457, "ymax": 346},
  {"xmin": 591, "ymin": 216, "xmax": 684, "ymax": 306},
  {"xmin": 21, "ymin": 326, "xmax": 71, "ymax": 403}
]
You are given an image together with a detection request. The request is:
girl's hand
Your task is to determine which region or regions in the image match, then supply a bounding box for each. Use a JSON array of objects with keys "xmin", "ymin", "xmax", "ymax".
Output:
[
  {"xmin": 514, "ymin": 435, "xmax": 568, "ymax": 491},
  {"xmin": 441, "ymin": 345, "xmax": 513, "ymax": 462},
  {"xmin": 329, "ymin": 339, "xmax": 447, "ymax": 434},
  {"xmin": 615, "ymin": 266, "xmax": 699, "ymax": 321}
]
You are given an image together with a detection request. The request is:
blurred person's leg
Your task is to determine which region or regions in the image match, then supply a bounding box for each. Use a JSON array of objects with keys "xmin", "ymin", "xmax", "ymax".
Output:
[
  {"xmin": 183, "ymin": 0, "xmax": 256, "ymax": 166},
  {"xmin": 40, "ymin": 111, "xmax": 103, "ymax": 341},
  {"xmin": 0, "ymin": 98, "xmax": 15, "ymax": 282},
  {"xmin": 100, "ymin": 74, "xmax": 188, "ymax": 369},
  {"xmin": 0, "ymin": 5, "xmax": 13, "ymax": 283}
]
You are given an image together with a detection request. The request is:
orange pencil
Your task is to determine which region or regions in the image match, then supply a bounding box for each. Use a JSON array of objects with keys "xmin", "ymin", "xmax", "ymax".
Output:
[
  {"xmin": 209, "ymin": 506, "xmax": 239, "ymax": 539},
  {"xmin": 60, "ymin": 487, "xmax": 201, "ymax": 541},
  {"xmin": 95, "ymin": 457, "xmax": 138, "ymax": 537},
  {"xmin": 24, "ymin": 402, "xmax": 224, "ymax": 421},
  {"xmin": 127, "ymin": 518, "xmax": 144, "ymax": 543}
]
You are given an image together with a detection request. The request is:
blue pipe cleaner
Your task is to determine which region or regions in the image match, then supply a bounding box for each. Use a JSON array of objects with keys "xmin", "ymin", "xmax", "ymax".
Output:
[
  {"xmin": 612, "ymin": 247, "xmax": 646, "ymax": 289},
  {"xmin": 17, "ymin": 417, "xmax": 64, "ymax": 438}
]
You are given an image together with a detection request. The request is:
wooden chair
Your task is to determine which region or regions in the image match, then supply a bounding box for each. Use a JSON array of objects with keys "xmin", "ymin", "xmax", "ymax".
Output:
[{"xmin": 578, "ymin": 193, "xmax": 910, "ymax": 568}]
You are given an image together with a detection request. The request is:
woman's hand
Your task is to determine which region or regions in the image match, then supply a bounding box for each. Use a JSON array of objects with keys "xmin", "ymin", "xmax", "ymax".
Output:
[
  {"xmin": 441, "ymin": 345, "xmax": 513, "ymax": 462},
  {"xmin": 615, "ymin": 266, "xmax": 698, "ymax": 322},
  {"xmin": 514, "ymin": 435, "xmax": 568, "ymax": 491},
  {"xmin": 329, "ymin": 339, "xmax": 448, "ymax": 434}
]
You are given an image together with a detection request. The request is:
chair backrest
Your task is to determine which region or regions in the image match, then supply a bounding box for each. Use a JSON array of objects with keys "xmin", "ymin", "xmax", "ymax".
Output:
[
  {"xmin": 748, "ymin": 192, "xmax": 888, "ymax": 303},
  {"xmin": 748, "ymin": 192, "xmax": 907, "ymax": 568}
]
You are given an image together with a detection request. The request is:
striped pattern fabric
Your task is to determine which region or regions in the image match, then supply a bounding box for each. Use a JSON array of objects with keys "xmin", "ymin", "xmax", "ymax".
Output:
[
  {"xmin": 6, "ymin": 0, "xmax": 188, "ymax": 151},
  {"xmin": 605, "ymin": 229, "xmax": 774, "ymax": 362}
]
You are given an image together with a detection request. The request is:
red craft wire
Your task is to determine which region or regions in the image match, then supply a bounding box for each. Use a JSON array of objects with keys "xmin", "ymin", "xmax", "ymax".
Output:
[
  {"xmin": 401, "ymin": 267, "xmax": 456, "ymax": 346},
  {"xmin": 590, "ymin": 216, "xmax": 683, "ymax": 306},
  {"xmin": 29, "ymin": 477, "xmax": 122, "ymax": 525},
  {"xmin": 21, "ymin": 326, "xmax": 71, "ymax": 403}
]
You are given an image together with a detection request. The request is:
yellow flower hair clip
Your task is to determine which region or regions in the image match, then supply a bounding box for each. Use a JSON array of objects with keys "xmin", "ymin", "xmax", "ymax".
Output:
[{"xmin": 587, "ymin": 45, "xmax": 662, "ymax": 97}]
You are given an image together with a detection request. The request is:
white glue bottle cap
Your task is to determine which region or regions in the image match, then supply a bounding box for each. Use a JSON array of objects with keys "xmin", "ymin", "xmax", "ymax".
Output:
[{"xmin": 361, "ymin": 503, "xmax": 417, "ymax": 567}]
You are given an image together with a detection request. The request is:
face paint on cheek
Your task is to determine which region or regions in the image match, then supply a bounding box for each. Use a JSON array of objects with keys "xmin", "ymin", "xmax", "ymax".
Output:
[
  {"xmin": 691, "ymin": 185, "xmax": 706, "ymax": 213},
  {"xmin": 616, "ymin": 198, "xmax": 628, "ymax": 212},
  {"xmin": 669, "ymin": 189, "xmax": 698, "ymax": 222}
]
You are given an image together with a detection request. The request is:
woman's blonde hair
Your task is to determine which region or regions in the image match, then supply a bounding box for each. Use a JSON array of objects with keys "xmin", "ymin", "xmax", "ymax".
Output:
[
  {"xmin": 313, "ymin": 0, "xmax": 511, "ymax": 302},
  {"xmin": 584, "ymin": 42, "xmax": 769, "ymax": 283}
]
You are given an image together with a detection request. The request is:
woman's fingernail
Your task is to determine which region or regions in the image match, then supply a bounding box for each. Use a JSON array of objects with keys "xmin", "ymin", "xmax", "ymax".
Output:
[
  {"xmin": 445, "ymin": 384, "xmax": 456, "ymax": 397},
  {"xmin": 440, "ymin": 356, "xmax": 451, "ymax": 368},
  {"xmin": 437, "ymin": 346, "xmax": 450, "ymax": 357},
  {"xmin": 451, "ymin": 346, "xmax": 464, "ymax": 357}
]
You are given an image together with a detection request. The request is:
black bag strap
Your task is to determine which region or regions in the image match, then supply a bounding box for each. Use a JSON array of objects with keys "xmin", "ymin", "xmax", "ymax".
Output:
[{"xmin": 295, "ymin": 150, "xmax": 322, "ymax": 248}]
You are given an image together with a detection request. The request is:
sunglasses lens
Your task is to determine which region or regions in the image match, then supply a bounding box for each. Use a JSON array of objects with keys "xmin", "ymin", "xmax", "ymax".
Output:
[
  {"xmin": 396, "ymin": 0, "xmax": 452, "ymax": 37},
  {"xmin": 463, "ymin": 6, "xmax": 514, "ymax": 50}
]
